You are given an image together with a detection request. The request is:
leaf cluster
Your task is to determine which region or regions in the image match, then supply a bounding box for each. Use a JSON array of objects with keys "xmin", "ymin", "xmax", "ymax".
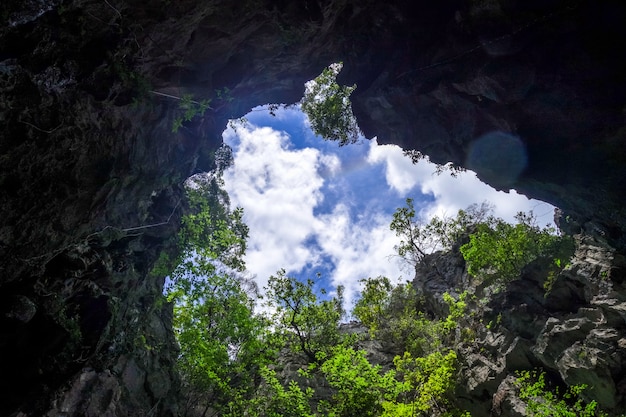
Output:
[
  {"xmin": 460, "ymin": 211, "xmax": 573, "ymax": 290},
  {"xmin": 263, "ymin": 270, "xmax": 348, "ymax": 363},
  {"xmin": 390, "ymin": 198, "xmax": 574, "ymax": 294},
  {"xmin": 177, "ymin": 174, "xmax": 249, "ymax": 275},
  {"xmin": 159, "ymin": 166, "xmax": 268, "ymax": 416},
  {"xmin": 169, "ymin": 272, "xmax": 272, "ymax": 416},
  {"xmin": 388, "ymin": 350, "xmax": 458, "ymax": 416},
  {"xmin": 516, "ymin": 370, "xmax": 607, "ymax": 417},
  {"xmin": 317, "ymin": 345, "xmax": 400, "ymax": 417},
  {"xmin": 300, "ymin": 63, "xmax": 360, "ymax": 146},
  {"xmin": 390, "ymin": 199, "xmax": 494, "ymax": 268},
  {"xmin": 352, "ymin": 277, "xmax": 470, "ymax": 416},
  {"xmin": 172, "ymin": 93, "xmax": 212, "ymax": 132},
  {"xmin": 354, "ymin": 277, "xmax": 468, "ymax": 357},
  {"xmin": 246, "ymin": 366, "xmax": 315, "ymax": 417}
]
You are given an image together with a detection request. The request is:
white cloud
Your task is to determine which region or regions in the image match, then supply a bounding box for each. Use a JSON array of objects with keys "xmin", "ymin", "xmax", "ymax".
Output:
[
  {"xmin": 223, "ymin": 125, "xmax": 406, "ymax": 307},
  {"xmin": 222, "ymin": 123, "xmax": 556, "ymax": 315},
  {"xmin": 314, "ymin": 205, "xmax": 405, "ymax": 309},
  {"xmin": 223, "ymin": 125, "xmax": 330, "ymax": 289},
  {"xmin": 367, "ymin": 141, "xmax": 430, "ymax": 194},
  {"xmin": 366, "ymin": 139, "xmax": 556, "ymax": 226}
]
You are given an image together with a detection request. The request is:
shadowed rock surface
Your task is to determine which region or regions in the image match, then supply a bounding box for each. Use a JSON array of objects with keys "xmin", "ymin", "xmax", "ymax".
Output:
[
  {"xmin": 1, "ymin": 0, "xmax": 625, "ymax": 415},
  {"xmin": 411, "ymin": 227, "xmax": 626, "ymax": 415}
]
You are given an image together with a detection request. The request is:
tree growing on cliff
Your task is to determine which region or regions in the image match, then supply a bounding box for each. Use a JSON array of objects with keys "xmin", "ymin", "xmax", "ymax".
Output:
[
  {"xmin": 263, "ymin": 270, "xmax": 348, "ymax": 363},
  {"xmin": 515, "ymin": 370, "xmax": 607, "ymax": 417},
  {"xmin": 300, "ymin": 63, "xmax": 360, "ymax": 145},
  {"xmin": 390, "ymin": 198, "xmax": 494, "ymax": 267},
  {"xmin": 352, "ymin": 277, "xmax": 469, "ymax": 416},
  {"xmin": 459, "ymin": 211, "xmax": 573, "ymax": 290},
  {"xmin": 160, "ymin": 164, "xmax": 273, "ymax": 416},
  {"xmin": 168, "ymin": 270, "xmax": 272, "ymax": 417},
  {"xmin": 390, "ymin": 199, "xmax": 573, "ymax": 292}
]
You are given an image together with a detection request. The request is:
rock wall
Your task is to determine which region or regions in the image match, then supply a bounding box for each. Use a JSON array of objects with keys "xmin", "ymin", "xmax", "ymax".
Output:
[
  {"xmin": 411, "ymin": 221, "xmax": 626, "ymax": 415},
  {"xmin": 1, "ymin": 0, "xmax": 625, "ymax": 415}
]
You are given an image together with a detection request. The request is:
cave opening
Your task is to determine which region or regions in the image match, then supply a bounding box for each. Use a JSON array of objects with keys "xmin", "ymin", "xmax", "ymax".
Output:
[
  {"xmin": 192, "ymin": 80, "xmax": 558, "ymax": 308},
  {"xmin": 165, "ymin": 77, "xmax": 568, "ymax": 417},
  {"xmin": 3, "ymin": 0, "xmax": 626, "ymax": 415}
]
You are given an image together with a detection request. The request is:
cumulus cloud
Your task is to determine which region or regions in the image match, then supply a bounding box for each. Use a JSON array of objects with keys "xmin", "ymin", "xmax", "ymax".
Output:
[
  {"xmin": 223, "ymin": 125, "xmax": 333, "ymax": 289},
  {"xmin": 366, "ymin": 139, "xmax": 556, "ymax": 226},
  {"xmin": 367, "ymin": 141, "xmax": 430, "ymax": 194},
  {"xmin": 223, "ymin": 125, "xmax": 407, "ymax": 306},
  {"xmin": 222, "ymin": 122, "xmax": 555, "ymax": 313},
  {"xmin": 314, "ymin": 205, "xmax": 404, "ymax": 309}
]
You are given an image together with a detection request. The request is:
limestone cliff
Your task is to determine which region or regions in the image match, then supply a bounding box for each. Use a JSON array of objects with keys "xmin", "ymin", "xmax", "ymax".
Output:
[
  {"xmin": 1, "ymin": 0, "xmax": 625, "ymax": 415},
  {"xmin": 410, "ymin": 219, "xmax": 626, "ymax": 415}
]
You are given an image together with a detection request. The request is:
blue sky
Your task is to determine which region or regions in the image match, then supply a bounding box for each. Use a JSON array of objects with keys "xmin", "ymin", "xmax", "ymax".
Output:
[{"xmin": 222, "ymin": 105, "xmax": 556, "ymax": 309}]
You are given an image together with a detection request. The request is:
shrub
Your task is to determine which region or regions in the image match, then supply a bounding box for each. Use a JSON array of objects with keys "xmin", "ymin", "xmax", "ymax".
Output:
[
  {"xmin": 460, "ymin": 212, "xmax": 573, "ymax": 290},
  {"xmin": 516, "ymin": 370, "xmax": 607, "ymax": 417},
  {"xmin": 300, "ymin": 63, "xmax": 360, "ymax": 145}
]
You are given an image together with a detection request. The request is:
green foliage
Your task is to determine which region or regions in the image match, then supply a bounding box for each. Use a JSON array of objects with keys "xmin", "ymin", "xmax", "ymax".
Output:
[
  {"xmin": 167, "ymin": 186, "xmax": 582, "ymax": 417},
  {"xmin": 317, "ymin": 345, "xmax": 399, "ymax": 417},
  {"xmin": 264, "ymin": 270, "xmax": 349, "ymax": 363},
  {"xmin": 152, "ymin": 88, "xmax": 235, "ymax": 132},
  {"xmin": 390, "ymin": 199, "xmax": 431, "ymax": 265},
  {"xmin": 354, "ymin": 276, "xmax": 468, "ymax": 357},
  {"xmin": 390, "ymin": 198, "xmax": 494, "ymax": 267},
  {"xmin": 354, "ymin": 276, "xmax": 424, "ymax": 353},
  {"xmin": 391, "ymin": 199, "xmax": 574, "ymax": 294},
  {"xmin": 215, "ymin": 87, "xmax": 234, "ymax": 103},
  {"xmin": 352, "ymin": 276, "xmax": 394, "ymax": 337},
  {"xmin": 253, "ymin": 274, "xmax": 469, "ymax": 417},
  {"xmin": 300, "ymin": 63, "xmax": 360, "ymax": 145},
  {"xmin": 351, "ymin": 277, "xmax": 473, "ymax": 416},
  {"xmin": 442, "ymin": 291, "xmax": 467, "ymax": 332},
  {"xmin": 460, "ymin": 211, "xmax": 572, "ymax": 290},
  {"xmin": 160, "ymin": 157, "xmax": 267, "ymax": 415},
  {"xmin": 175, "ymin": 174, "xmax": 248, "ymax": 276},
  {"xmin": 245, "ymin": 366, "xmax": 315, "ymax": 417},
  {"xmin": 389, "ymin": 350, "xmax": 458, "ymax": 415},
  {"xmin": 168, "ymin": 271, "xmax": 272, "ymax": 415},
  {"xmin": 172, "ymin": 93, "xmax": 212, "ymax": 132},
  {"xmin": 150, "ymin": 147, "xmax": 240, "ymax": 279},
  {"xmin": 516, "ymin": 370, "xmax": 607, "ymax": 417}
]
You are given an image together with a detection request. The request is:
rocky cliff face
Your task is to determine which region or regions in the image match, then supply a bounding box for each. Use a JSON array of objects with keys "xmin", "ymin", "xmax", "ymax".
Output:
[
  {"xmin": 1, "ymin": 0, "xmax": 625, "ymax": 415},
  {"xmin": 411, "ymin": 221, "xmax": 626, "ymax": 415}
]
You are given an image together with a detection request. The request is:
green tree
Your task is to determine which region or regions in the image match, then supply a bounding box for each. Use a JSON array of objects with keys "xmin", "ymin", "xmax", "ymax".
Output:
[
  {"xmin": 168, "ymin": 271, "xmax": 272, "ymax": 417},
  {"xmin": 386, "ymin": 350, "xmax": 458, "ymax": 416},
  {"xmin": 244, "ymin": 366, "xmax": 315, "ymax": 417},
  {"xmin": 390, "ymin": 199, "xmax": 573, "ymax": 293},
  {"xmin": 390, "ymin": 198, "xmax": 494, "ymax": 268},
  {"xmin": 160, "ymin": 163, "xmax": 272, "ymax": 416},
  {"xmin": 460, "ymin": 211, "xmax": 572, "ymax": 290},
  {"xmin": 516, "ymin": 370, "xmax": 607, "ymax": 417},
  {"xmin": 151, "ymin": 147, "xmax": 247, "ymax": 279},
  {"xmin": 316, "ymin": 345, "xmax": 400, "ymax": 417},
  {"xmin": 232, "ymin": 272, "xmax": 470, "ymax": 417},
  {"xmin": 354, "ymin": 277, "xmax": 467, "ymax": 357},
  {"xmin": 353, "ymin": 278, "xmax": 471, "ymax": 416},
  {"xmin": 352, "ymin": 276, "xmax": 394, "ymax": 337},
  {"xmin": 300, "ymin": 63, "xmax": 360, "ymax": 146},
  {"xmin": 177, "ymin": 176, "xmax": 248, "ymax": 273},
  {"xmin": 264, "ymin": 270, "xmax": 349, "ymax": 363},
  {"xmin": 171, "ymin": 93, "xmax": 211, "ymax": 132}
]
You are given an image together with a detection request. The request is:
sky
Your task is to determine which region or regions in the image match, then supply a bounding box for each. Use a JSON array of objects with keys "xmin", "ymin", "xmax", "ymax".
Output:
[{"xmin": 221, "ymin": 105, "xmax": 556, "ymax": 310}]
